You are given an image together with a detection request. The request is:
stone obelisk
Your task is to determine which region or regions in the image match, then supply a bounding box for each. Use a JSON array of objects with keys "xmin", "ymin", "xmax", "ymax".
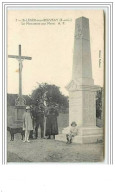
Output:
[
  {"xmin": 55, "ymin": 17, "xmax": 103, "ymax": 143},
  {"xmin": 68, "ymin": 17, "xmax": 95, "ymax": 127}
]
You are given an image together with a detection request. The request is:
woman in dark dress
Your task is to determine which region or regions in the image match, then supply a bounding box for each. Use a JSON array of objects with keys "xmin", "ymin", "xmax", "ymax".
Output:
[{"xmin": 45, "ymin": 105, "xmax": 59, "ymax": 139}]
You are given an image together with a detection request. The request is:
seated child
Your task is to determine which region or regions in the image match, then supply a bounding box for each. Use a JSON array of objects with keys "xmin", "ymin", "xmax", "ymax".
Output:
[{"xmin": 66, "ymin": 121, "xmax": 78, "ymax": 144}]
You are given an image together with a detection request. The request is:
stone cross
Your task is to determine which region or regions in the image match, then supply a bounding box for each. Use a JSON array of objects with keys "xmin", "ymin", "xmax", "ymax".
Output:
[{"xmin": 8, "ymin": 45, "xmax": 32, "ymax": 106}]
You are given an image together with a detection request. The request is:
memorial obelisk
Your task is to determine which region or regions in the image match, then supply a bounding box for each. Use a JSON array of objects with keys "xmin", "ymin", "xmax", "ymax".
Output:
[{"xmin": 55, "ymin": 17, "xmax": 103, "ymax": 143}]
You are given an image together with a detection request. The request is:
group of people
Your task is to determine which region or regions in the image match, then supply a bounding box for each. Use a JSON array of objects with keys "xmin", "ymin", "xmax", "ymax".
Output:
[
  {"xmin": 22, "ymin": 103, "xmax": 59, "ymax": 142},
  {"xmin": 23, "ymin": 103, "xmax": 78, "ymax": 144}
]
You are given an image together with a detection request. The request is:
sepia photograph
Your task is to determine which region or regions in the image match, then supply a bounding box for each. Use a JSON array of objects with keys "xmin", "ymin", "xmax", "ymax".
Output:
[{"xmin": 7, "ymin": 9, "xmax": 104, "ymax": 163}]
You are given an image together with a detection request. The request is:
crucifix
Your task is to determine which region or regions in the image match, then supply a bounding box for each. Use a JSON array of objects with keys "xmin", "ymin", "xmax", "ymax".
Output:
[{"xmin": 8, "ymin": 45, "xmax": 32, "ymax": 106}]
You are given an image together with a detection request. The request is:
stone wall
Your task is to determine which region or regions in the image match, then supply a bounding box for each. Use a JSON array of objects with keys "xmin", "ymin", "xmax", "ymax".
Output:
[{"xmin": 7, "ymin": 106, "xmax": 16, "ymax": 126}]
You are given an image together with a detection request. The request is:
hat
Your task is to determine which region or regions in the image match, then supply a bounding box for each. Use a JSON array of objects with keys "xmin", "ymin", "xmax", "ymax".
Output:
[
  {"xmin": 26, "ymin": 106, "xmax": 30, "ymax": 110},
  {"xmin": 71, "ymin": 121, "xmax": 77, "ymax": 126}
]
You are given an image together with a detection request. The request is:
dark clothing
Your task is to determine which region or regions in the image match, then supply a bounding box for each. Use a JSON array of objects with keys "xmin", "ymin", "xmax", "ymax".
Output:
[
  {"xmin": 35, "ymin": 106, "xmax": 44, "ymax": 138},
  {"xmin": 35, "ymin": 119, "xmax": 44, "ymax": 138},
  {"xmin": 45, "ymin": 108, "xmax": 59, "ymax": 136},
  {"xmin": 29, "ymin": 107, "xmax": 36, "ymax": 139},
  {"xmin": 29, "ymin": 130, "xmax": 34, "ymax": 139}
]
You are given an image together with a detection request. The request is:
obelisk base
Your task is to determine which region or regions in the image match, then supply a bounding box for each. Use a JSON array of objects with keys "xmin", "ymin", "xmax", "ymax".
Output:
[{"xmin": 55, "ymin": 126, "xmax": 103, "ymax": 144}]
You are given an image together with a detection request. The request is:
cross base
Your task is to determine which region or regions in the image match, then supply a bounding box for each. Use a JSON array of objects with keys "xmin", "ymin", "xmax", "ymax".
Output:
[
  {"xmin": 14, "ymin": 105, "xmax": 26, "ymax": 121},
  {"xmin": 15, "ymin": 96, "xmax": 26, "ymax": 106}
]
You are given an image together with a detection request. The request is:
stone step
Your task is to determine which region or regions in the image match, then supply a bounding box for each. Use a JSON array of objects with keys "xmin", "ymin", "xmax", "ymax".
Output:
[
  {"xmin": 79, "ymin": 127, "xmax": 103, "ymax": 136},
  {"xmin": 73, "ymin": 134, "xmax": 103, "ymax": 144},
  {"xmin": 55, "ymin": 133, "xmax": 103, "ymax": 144},
  {"xmin": 55, "ymin": 134, "xmax": 66, "ymax": 142},
  {"xmin": 61, "ymin": 126, "xmax": 103, "ymax": 136}
]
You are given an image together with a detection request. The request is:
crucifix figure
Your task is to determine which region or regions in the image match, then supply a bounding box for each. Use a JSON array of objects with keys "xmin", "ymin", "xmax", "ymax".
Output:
[{"xmin": 8, "ymin": 45, "xmax": 32, "ymax": 106}]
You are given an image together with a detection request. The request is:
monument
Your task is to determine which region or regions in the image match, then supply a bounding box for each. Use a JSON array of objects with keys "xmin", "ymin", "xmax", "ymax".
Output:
[
  {"xmin": 8, "ymin": 45, "xmax": 32, "ymax": 122},
  {"xmin": 55, "ymin": 17, "xmax": 103, "ymax": 143}
]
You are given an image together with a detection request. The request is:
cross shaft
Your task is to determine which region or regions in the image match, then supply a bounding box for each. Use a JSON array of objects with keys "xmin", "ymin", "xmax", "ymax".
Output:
[{"xmin": 8, "ymin": 45, "xmax": 32, "ymax": 106}]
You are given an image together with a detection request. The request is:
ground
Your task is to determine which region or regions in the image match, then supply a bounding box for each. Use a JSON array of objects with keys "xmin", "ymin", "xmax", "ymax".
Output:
[
  {"xmin": 7, "ymin": 113, "xmax": 104, "ymax": 163},
  {"xmin": 7, "ymin": 132, "xmax": 104, "ymax": 163}
]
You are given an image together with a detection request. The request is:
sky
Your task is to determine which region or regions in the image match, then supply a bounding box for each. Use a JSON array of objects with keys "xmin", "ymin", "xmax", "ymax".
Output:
[{"xmin": 7, "ymin": 9, "xmax": 104, "ymax": 96}]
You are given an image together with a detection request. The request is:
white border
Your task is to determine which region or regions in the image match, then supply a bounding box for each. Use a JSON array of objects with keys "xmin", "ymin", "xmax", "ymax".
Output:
[
  {"xmin": 1, "ymin": 2, "xmax": 113, "ymax": 165},
  {"xmin": 0, "ymin": 1, "xmax": 114, "ymax": 195}
]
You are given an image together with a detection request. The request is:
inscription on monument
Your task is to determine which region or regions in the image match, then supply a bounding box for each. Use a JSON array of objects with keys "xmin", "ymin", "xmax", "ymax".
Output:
[{"xmin": 75, "ymin": 23, "xmax": 82, "ymax": 39}]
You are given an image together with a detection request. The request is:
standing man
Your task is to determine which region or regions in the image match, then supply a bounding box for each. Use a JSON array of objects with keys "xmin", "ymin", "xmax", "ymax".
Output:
[{"xmin": 35, "ymin": 103, "xmax": 45, "ymax": 139}]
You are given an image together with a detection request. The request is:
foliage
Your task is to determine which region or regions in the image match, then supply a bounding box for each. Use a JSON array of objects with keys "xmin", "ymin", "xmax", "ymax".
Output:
[
  {"xmin": 96, "ymin": 88, "xmax": 103, "ymax": 119},
  {"xmin": 30, "ymin": 83, "xmax": 69, "ymax": 111},
  {"xmin": 7, "ymin": 86, "xmax": 103, "ymax": 117}
]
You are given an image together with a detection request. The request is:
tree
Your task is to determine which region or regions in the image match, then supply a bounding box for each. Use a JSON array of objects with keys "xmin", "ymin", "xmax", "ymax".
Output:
[
  {"xmin": 96, "ymin": 88, "xmax": 103, "ymax": 119},
  {"xmin": 30, "ymin": 83, "xmax": 69, "ymax": 111}
]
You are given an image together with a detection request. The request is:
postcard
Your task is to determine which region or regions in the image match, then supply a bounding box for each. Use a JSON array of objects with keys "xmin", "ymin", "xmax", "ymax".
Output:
[{"xmin": 7, "ymin": 9, "xmax": 104, "ymax": 163}]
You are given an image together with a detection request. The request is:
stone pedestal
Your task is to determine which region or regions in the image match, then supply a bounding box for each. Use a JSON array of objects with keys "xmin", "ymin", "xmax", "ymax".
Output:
[
  {"xmin": 14, "ymin": 95, "xmax": 26, "ymax": 122},
  {"xmin": 55, "ymin": 84, "xmax": 103, "ymax": 144},
  {"xmin": 14, "ymin": 106, "xmax": 26, "ymax": 122},
  {"xmin": 68, "ymin": 84, "xmax": 98, "ymax": 126}
]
